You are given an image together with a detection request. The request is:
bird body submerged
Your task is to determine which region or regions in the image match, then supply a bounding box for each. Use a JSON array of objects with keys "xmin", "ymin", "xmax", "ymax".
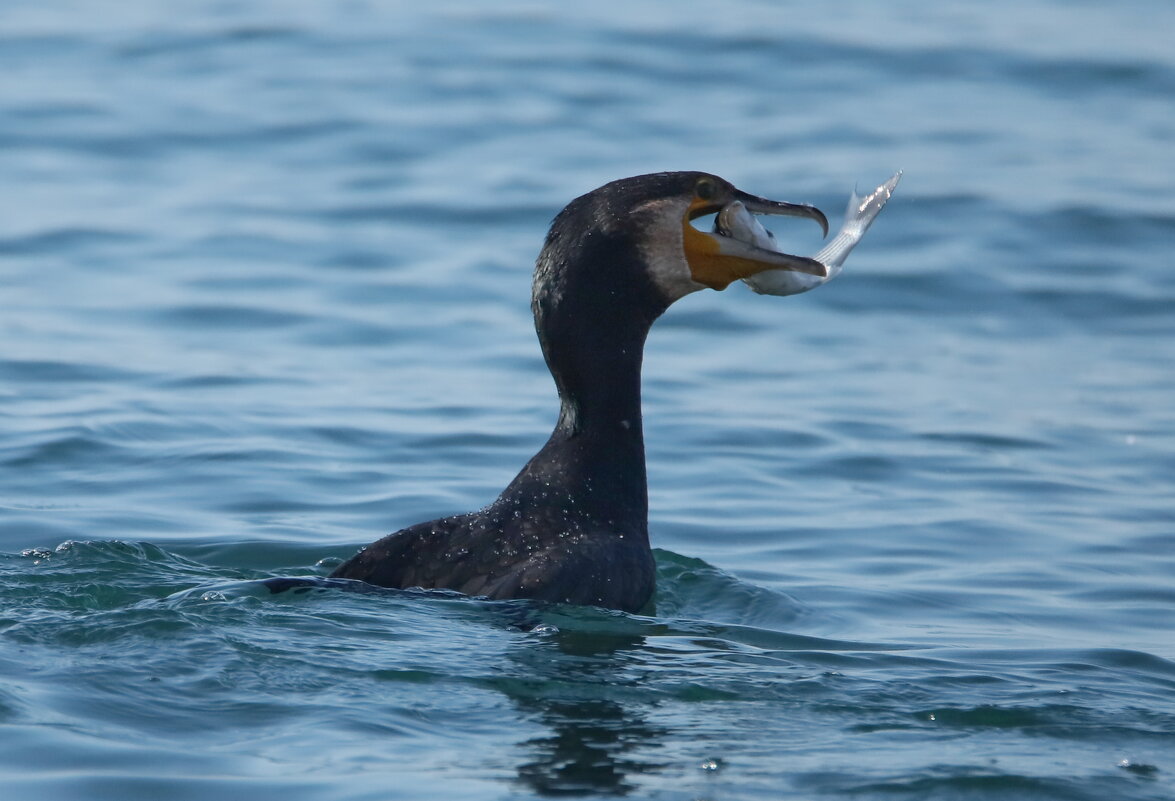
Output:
[{"xmin": 331, "ymin": 171, "xmax": 890, "ymax": 612}]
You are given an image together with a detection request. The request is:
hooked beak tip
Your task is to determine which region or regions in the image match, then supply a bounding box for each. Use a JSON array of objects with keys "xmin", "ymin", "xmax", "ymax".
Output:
[
  {"xmin": 815, "ymin": 209, "xmax": 830, "ymax": 239},
  {"xmin": 736, "ymin": 192, "xmax": 830, "ymax": 238}
]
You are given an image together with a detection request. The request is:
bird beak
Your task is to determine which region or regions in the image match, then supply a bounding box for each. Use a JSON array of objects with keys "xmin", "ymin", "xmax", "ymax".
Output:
[{"xmin": 683, "ymin": 190, "xmax": 829, "ymax": 291}]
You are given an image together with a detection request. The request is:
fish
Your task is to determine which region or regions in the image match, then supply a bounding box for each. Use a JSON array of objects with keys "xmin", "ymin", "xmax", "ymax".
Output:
[{"xmin": 716, "ymin": 171, "xmax": 901, "ymax": 297}]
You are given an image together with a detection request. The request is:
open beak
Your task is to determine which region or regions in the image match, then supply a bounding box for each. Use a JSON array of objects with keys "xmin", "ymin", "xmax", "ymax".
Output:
[{"xmin": 683, "ymin": 189, "xmax": 829, "ymax": 291}]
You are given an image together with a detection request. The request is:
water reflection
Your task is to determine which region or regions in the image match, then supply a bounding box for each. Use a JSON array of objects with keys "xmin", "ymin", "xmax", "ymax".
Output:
[{"xmin": 502, "ymin": 623, "xmax": 667, "ymax": 797}]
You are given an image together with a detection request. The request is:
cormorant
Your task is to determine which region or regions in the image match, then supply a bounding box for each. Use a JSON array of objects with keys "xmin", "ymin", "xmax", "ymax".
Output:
[{"xmin": 331, "ymin": 172, "xmax": 829, "ymax": 613}]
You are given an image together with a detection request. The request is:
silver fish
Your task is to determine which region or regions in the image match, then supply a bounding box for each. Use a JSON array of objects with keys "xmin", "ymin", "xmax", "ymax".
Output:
[{"xmin": 716, "ymin": 171, "xmax": 901, "ymax": 297}]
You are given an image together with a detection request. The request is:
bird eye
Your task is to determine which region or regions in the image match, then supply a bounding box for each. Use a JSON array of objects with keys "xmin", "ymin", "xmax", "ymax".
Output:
[{"xmin": 695, "ymin": 177, "xmax": 717, "ymax": 201}]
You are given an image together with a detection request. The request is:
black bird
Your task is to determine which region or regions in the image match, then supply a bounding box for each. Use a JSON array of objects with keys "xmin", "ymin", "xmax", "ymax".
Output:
[{"xmin": 331, "ymin": 172, "xmax": 829, "ymax": 613}]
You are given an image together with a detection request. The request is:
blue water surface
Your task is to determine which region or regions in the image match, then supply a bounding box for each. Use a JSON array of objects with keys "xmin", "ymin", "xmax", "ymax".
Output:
[{"xmin": 2, "ymin": 1, "xmax": 1174, "ymax": 799}]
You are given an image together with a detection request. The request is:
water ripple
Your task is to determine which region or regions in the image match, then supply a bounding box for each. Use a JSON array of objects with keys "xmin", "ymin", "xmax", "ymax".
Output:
[{"xmin": 3, "ymin": 0, "xmax": 1174, "ymax": 798}]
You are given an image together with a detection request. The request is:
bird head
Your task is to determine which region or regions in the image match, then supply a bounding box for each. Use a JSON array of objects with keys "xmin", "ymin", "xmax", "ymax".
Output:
[{"xmin": 536, "ymin": 172, "xmax": 829, "ymax": 311}]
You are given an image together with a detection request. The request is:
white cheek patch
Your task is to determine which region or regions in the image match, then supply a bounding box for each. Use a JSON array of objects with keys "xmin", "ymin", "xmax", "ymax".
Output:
[{"xmin": 633, "ymin": 197, "xmax": 706, "ymax": 303}]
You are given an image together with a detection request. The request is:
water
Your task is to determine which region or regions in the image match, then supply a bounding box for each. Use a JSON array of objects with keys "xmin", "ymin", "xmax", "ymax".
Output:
[{"xmin": 2, "ymin": 1, "xmax": 1173, "ymax": 798}]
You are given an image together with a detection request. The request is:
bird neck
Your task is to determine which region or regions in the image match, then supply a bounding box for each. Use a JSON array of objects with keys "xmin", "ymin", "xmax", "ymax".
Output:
[
  {"xmin": 508, "ymin": 247, "xmax": 669, "ymax": 529},
  {"xmin": 522, "ymin": 306, "xmax": 653, "ymax": 524},
  {"xmin": 549, "ymin": 314, "xmax": 648, "ymax": 438}
]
